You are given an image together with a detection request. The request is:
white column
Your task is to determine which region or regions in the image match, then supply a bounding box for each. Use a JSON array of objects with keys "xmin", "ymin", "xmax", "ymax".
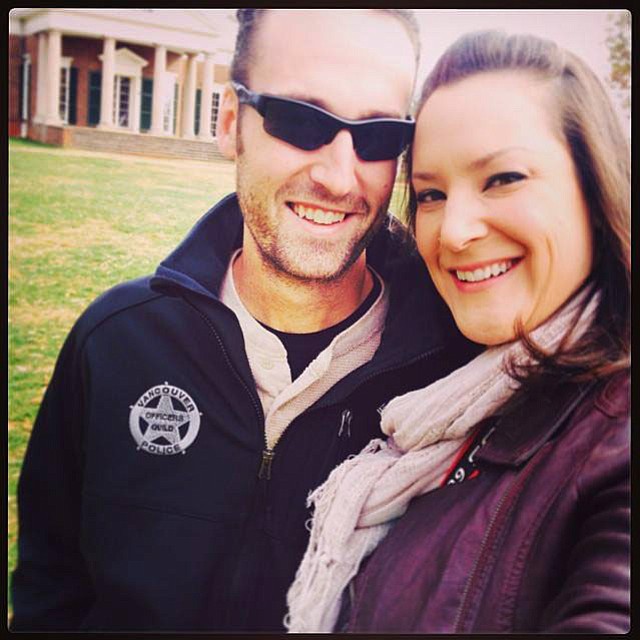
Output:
[
  {"xmin": 131, "ymin": 75, "xmax": 141, "ymax": 133},
  {"xmin": 150, "ymin": 44, "xmax": 166, "ymax": 135},
  {"xmin": 34, "ymin": 32, "xmax": 48, "ymax": 123},
  {"xmin": 45, "ymin": 30, "xmax": 62, "ymax": 126},
  {"xmin": 197, "ymin": 53, "xmax": 215, "ymax": 141},
  {"xmin": 180, "ymin": 53, "xmax": 198, "ymax": 139},
  {"xmin": 99, "ymin": 37, "xmax": 115, "ymax": 129}
]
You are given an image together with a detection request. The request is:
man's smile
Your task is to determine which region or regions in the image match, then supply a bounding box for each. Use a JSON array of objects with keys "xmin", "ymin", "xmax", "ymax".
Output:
[
  {"xmin": 285, "ymin": 199, "xmax": 368, "ymax": 229},
  {"xmin": 289, "ymin": 202, "xmax": 348, "ymax": 225}
]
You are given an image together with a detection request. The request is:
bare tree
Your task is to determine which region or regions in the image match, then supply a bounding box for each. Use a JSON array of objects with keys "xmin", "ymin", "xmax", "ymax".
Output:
[{"xmin": 605, "ymin": 11, "xmax": 631, "ymax": 119}]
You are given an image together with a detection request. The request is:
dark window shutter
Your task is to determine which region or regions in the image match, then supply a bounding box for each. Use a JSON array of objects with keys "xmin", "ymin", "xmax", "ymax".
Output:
[
  {"xmin": 25, "ymin": 62, "xmax": 31, "ymax": 121},
  {"xmin": 140, "ymin": 77, "xmax": 153, "ymax": 132},
  {"xmin": 88, "ymin": 70, "xmax": 102, "ymax": 126},
  {"xmin": 172, "ymin": 83, "xmax": 178, "ymax": 134},
  {"xmin": 210, "ymin": 91, "xmax": 220, "ymax": 136},
  {"xmin": 68, "ymin": 67, "xmax": 78, "ymax": 125},
  {"xmin": 18, "ymin": 63, "xmax": 24, "ymax": 121},
  {"xmin": 194, "ymin": 88, "xmax": 201, "ymax": 135}
]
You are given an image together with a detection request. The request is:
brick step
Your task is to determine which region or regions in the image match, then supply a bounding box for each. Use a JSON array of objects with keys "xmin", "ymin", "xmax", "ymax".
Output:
[{"xmin": 65, "ymin": 125, "xmax": 228, "ymax": 162}]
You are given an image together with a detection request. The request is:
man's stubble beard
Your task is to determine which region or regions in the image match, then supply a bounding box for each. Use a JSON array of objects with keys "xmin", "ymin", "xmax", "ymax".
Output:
[{"xmin": 235, "ymin": 138, "xmax": 390, "ymax": 284}]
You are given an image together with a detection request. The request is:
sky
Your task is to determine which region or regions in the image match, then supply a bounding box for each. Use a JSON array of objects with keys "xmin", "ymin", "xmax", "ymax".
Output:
[
  {"xmin": 412, "ymin": 9, "xmax": 617, "ymax": 82},
  {"xmin": 203, "ymin": 8, "xmax": 629, "ymax": 124},
  {"xmin": 412, "ymin": 9, "xmax": 629, "ymax": 128},
  {"xmin": 201, "ymin": 9, "xmax": 622, "ymax": 82}
]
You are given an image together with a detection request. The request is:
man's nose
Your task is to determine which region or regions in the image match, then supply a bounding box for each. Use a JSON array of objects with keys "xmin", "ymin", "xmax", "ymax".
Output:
[
  {"xmin": 439, "ymin": 191, "xmax": 489, "ymax": 252},
  {"xmin": 308, "ymin": 129, "xmax": 360, "ymax": 197}
]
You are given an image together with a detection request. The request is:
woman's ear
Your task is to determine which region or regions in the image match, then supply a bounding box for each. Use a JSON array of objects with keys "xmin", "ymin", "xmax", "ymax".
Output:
[{"xmin": 216, "ymin": 83, "xmax": 239, "ymax": 160}]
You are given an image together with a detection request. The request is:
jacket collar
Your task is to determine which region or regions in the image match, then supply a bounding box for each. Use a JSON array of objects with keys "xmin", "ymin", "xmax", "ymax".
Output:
[
  {"xmin": 152, "ymin": 193, "xmax": 243, "ymax": 300},
  {"xmin": 477, "ymin": 378, "xmax": 599, "ymax": 468},
  {"xmin": 150, "ymin": 192, "xmax": 476, "ymax": 375}
]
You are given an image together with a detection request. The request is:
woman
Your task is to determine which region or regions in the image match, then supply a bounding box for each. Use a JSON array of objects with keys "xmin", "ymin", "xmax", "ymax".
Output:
[{"xmin": 285, "ymin": 31, "xmax": 630, "ymax": 633}]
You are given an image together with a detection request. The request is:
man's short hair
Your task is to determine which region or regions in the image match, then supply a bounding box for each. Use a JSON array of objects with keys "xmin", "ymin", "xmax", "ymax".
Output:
[{"xmin": 229, "ymin": 8, "xmax": 421, "ymax": 86}]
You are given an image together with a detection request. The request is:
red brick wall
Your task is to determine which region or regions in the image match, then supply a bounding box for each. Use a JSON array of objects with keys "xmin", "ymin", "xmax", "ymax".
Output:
[
  {"xmin": 62, "ymin": 36, "xmax": 104, "ymax": 127},
  {"xmin": 60, "ymin": 38, "xmax": 157, "ymax": 126},
  {"xmin": 9, "ymin": 34, "xmax": 23, "ymax": 135},
  {"xmin": 214, "ymin": 64, "xmax": 229, "ymax": 84},
  {"xmin": 121, "ymin": 42, "xmax": 155, "ymax": 79},
  {"xmin": 9, "ymin": 32, "xmax": 230, "ymax": 137},
  {"xmin": 28, "ymin": 123, "xmax": 65, "ymax": 145},
  {"xmin": 26, "ymin": 34, "xmax": 38, "ymax": 124},
  {"xmin": 9, "ymin": 34, "xmax": 42, "ymax": 136},
  {"xmin": 166, "ymin": 51, "xmax": 184, "ymax": 80}
]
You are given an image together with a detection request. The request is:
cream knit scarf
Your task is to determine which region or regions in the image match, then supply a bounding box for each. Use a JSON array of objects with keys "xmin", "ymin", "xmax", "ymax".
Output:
[{"xmin": 285, "ymin": 286, "xmax": 599, "ymax": 633}]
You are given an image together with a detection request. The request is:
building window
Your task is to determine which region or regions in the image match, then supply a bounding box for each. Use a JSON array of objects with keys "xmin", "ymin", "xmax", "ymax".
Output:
[
  {"xmin": 88, "ymin": 71, "xmax": 102, "ymax": 126},
  {"xmin": 162, "ymin": 78, "xmax": 177, "ymax": 135},
  {"xmin": 21, "ymin": 54, "xmax": 31, "ymax": 121},
  {"xmin": 59, "ymin": 67, "xmax": 70, "ymax": 123},
  {"xmin": 210, "ymin": 91, "xmax": 220, "ymax": 137},
  {"xmin": 194, "ymin": 88, "xmax": 202, "ymax": 136},
  {"xmin": 162, "ymin": 98, "xmax": 172, "ymax": 133},
  {"xmin": 113, "ymin": 75, "xmax": 131, "ymax": 128},
  {"xmin": 140, "ymin": 78, "xmax": 153, "ymax": 132},
  {"xmin": 58, "ymin": 57, "xmax": 75, "ymax": 124},
  {"xmin": 172, "ymin": 83, "xmax": 179, "ymax": 135}
]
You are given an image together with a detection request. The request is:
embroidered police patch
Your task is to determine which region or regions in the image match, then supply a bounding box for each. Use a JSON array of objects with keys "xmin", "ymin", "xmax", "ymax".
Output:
[{"xmin": 129, "ymin": 382, "xmax": 201, "ymax": 455}]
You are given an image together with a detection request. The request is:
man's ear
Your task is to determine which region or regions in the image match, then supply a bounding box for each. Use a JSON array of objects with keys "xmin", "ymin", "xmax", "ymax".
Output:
[{"xmin": 216, "ymin": 83, "xmax": 239, "ymax": 160}]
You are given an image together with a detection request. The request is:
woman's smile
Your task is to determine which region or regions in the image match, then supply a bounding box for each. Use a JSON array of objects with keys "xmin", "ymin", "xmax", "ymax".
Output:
[
  {"xmin": 448, "ymin": 256, "xmax": 523, "ymax": 288},
  {"xmin": 412, "ymin": 71, "xmax": 593, "ymax": 346}
]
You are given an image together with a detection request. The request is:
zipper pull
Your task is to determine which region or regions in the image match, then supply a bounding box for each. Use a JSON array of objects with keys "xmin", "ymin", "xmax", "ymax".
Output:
[{"xmin": 258, "ymin": 448, "xmax": 276, "ymax": 480}]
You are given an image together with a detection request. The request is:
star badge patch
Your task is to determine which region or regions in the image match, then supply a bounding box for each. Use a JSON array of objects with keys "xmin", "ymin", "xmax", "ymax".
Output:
[{"xmin": 129, "ymin": 382, "xmax": 202, "ymax": 455}]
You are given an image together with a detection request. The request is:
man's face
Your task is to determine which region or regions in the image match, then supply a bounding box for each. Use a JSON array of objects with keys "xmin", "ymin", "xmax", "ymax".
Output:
[{"xmin": 228, "ymin": 10, "xmax": 416, "ymax": 283}]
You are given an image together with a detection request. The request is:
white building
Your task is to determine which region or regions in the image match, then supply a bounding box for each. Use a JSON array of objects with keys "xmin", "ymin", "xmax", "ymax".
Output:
[{"xmin": 9, "ymin": 8, "xmax": 237, "ymax": 160}]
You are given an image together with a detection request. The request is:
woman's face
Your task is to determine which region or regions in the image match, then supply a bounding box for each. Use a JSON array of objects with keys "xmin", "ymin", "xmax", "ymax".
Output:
[{"xmin": 412, "ymin": 71, "xmax": 593, "ymax": 346}]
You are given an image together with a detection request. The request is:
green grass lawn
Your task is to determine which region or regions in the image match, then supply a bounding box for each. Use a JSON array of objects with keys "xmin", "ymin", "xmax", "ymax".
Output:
[
  {"xmin": 8, "ymin": 138, "xmax": 237, "ymax": 612},
  {"xmin": 7, "ymin": 137, "xmax": 408, "ymax": 615}
]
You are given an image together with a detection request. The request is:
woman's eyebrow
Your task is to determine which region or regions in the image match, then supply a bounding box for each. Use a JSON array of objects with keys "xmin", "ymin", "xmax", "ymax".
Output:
[
  {"xmin": 413, "ymin": 146, "xmax": 530, "ymax": 181},
  {"xmin": 466, "ymin": 146, "xmax": 528, "ymax": 172},
  {"xmin": 412, "ymin": 170, "xmax": 438, "ymax": 181}
]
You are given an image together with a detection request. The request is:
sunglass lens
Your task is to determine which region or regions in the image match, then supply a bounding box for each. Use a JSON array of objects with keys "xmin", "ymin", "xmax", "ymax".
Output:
[
  {"xmin": 257, "ymin": 93, "xmax": 412, "ymax": 160},
  {"xmin": 262, "ymin": 99, "xmax": 334, "ymax": 151},
  {"xmin": 353, "ymin": 121, "xmax": 411, "ymax": 161}
]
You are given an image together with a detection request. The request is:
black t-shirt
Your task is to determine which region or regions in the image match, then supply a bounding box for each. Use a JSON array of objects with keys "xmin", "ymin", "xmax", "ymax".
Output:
[{"xmin": 260, "ymin": 274, "xmax": 382, "ymax": 381}]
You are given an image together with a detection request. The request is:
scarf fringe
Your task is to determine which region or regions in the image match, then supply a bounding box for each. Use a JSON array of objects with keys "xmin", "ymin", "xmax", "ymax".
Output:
[{"xmin": 286, "ymin": 287, "xmax": 600, "ymax": 633}]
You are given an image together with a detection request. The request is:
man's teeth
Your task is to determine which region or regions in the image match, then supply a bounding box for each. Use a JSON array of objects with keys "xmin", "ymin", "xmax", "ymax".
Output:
[
  {"xmin": 456, "ymin": 260, "xmax": 514, "ymax": 283},
  {"xmin": 292, "ymin": 204, "xmax": 346, "ymax": 225}
]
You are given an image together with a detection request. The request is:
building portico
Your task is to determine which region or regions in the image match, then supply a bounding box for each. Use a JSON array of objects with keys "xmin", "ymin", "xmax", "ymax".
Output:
[{"xmin": 9, "ymin": 9, "xmax": 234, "ymax": 158}]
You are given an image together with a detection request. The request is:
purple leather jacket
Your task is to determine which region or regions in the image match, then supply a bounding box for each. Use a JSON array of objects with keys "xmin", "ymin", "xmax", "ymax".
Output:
[{"xmin": 344, "ymin": 372, "xmax": 630, "ymax": 634}]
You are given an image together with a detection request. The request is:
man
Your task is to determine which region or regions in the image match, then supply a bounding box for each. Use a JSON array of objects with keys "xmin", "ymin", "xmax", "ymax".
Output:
[{"xmin": 11, "ymin": 9, "xmax": 477, "ymax": 632}]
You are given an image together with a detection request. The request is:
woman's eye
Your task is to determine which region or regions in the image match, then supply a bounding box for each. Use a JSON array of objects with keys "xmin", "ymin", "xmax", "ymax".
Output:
[
  {"xmin": 416, "ymin": 189, "xmax": 446, "ymax": 205},
  {"xmin": 484, "ymin": 172, "xmax": 526, "ymax": 190}
]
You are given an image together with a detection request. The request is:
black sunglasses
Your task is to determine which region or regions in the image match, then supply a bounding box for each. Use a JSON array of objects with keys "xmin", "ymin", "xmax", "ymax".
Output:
[{"xmin": 232, "ymin": 82, "xmax": 414, "ymax": 162}]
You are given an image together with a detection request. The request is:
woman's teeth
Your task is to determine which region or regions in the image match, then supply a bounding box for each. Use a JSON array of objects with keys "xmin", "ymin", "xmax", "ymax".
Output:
[
  {"xmin": 455, "ymin": 260, "xmax": 514, "ymax": 283},
  {"xmin": 291, "ymin": 204, "xmax": 346, "ymax": 225}
]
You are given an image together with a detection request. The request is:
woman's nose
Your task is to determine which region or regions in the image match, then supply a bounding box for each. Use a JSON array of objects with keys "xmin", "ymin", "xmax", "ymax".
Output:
[{"xmin": 439, "ymin": 192, "xmax": 489, "ymax": 252}]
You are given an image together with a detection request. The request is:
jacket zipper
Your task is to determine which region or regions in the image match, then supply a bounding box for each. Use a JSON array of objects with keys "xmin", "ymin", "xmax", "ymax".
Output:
[
  {"xmin": 453, "ymin": 444, "xmax": 551, "ymax": 633},
  {"xmin": 185, "ymin": 299, "xmax": 285, "ymax": 483},
  {"xmin": 258, "ymin": 447, "xmax": 275, "ymax": 480},
  {"xmin": 189, "ymin": 294, "xmax": 449, "ymax": 482},
  {"xmin": 185, "ymin": 299, "xmax": 264, "ymax": 428},
  {"xmin": 186, "ymin": 298, "xmax": 456, "ymax": 627},
  {"xmin": 257, "ymin": 345, "xmax": 447, "ymax": 481}
]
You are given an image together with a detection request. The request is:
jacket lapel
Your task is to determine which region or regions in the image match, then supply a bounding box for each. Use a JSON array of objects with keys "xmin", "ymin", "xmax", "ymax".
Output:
[{"xmin": 477, "ymin": 379, "xmax": 599, "ymax": 468}]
